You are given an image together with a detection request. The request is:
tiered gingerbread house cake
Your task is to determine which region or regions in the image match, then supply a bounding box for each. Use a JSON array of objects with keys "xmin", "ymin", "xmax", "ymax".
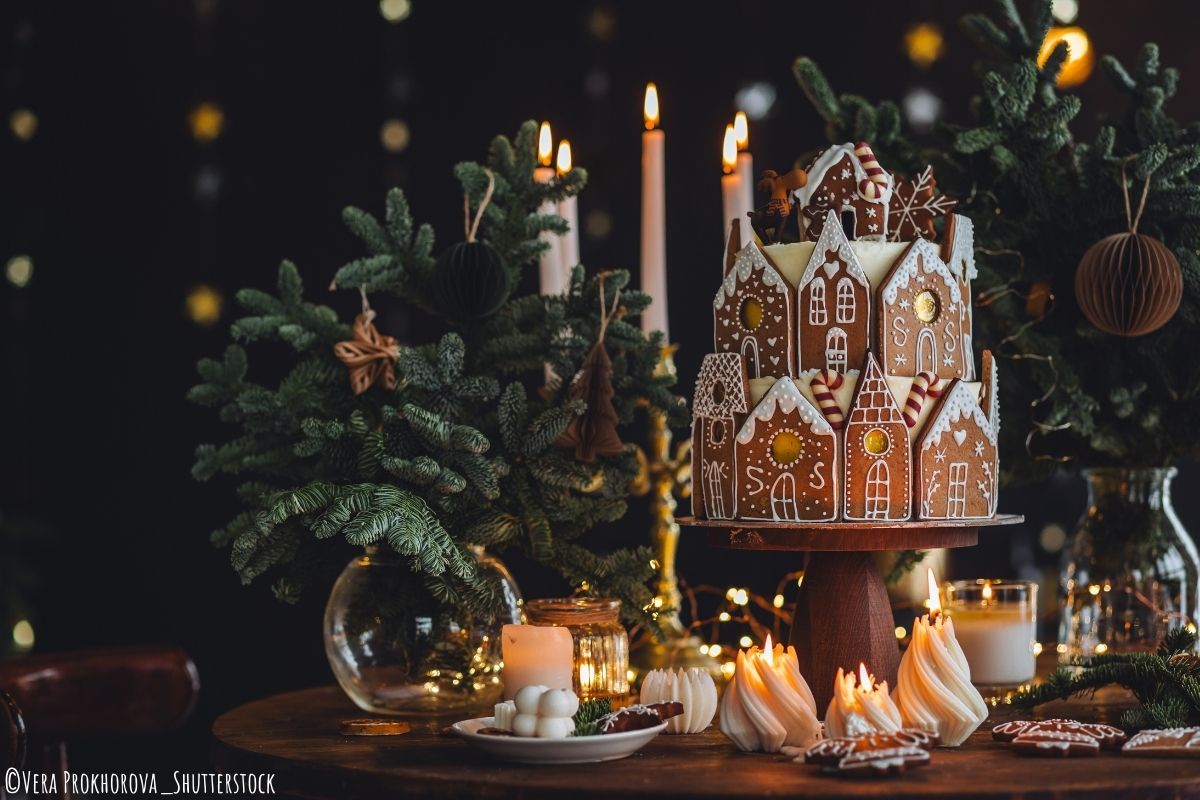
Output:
[{"xmin": 692, "ymin": 141, "xmax": 1000, "ymax": 523}]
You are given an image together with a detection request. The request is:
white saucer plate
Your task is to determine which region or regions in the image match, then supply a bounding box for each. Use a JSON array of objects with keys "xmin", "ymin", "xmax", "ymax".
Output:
[{"xmin": 452, "ymin": 716, "xmax": 667, "ymax": 764}]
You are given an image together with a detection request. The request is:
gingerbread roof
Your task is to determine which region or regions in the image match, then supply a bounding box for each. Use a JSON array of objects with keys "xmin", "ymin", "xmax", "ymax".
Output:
[
  {"xmin": 693, "ymin": 352, "xmax": 750, "ymax": 419},
  {"xmin": 793, "ymin": 143, "xmax": 894, "ymax": 210},
  {"xmin": 795, "ymin": 210, "xmax": 871, "ymax": 291},
  {"xmin": 713, "ymin": 241, "xmax": 790, "ymax": 313},
  {"xmin": 918, "ymin": 379, "xmax": 996, "ymax": 450},
  {"xmin": 941, "ymin": 214, "xmax": 978, "ymax": 281},
  {"xmin": 735, "ymin": 375, "xmax": 832, "ymax": 445},
  {"xmin": 846, "ymin": 353, "xmax": 903, "ymax": 425},
  {"xmin": 879, "ymin": 238, "xmax": 962, "ymax": 308}
]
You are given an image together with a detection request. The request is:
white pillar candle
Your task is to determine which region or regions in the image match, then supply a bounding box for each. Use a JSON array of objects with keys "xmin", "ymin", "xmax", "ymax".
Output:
[
  {"xmin": 556, "ymin": 140, "xmax": 580, "ymax": 278},
  {"xmin": 894, "ymin": 570, "xmax": 989, "ymax": 747},
  {"xmin": 824, "ymin": 663, "xmax": 903, "ymax": 739},
  {"xmin": 500, "ymin": 623, "xmax": 574, "ymax": 700},
  {"xmin": 720, "ymin": 123, "xmax": 743, "ymax": 261},
  {"xmin": 948, "ymin": 582, "xmax": 1037, "ymax": 686},
  {"xmin": 733, "ymin": 111, "xmax": 755, "ymax": 247},
  {"xmin": 640, "ymin": 83, "xmax": 668, "ymax": 340},
  {"xmin": 535, "ymin": 121, "xmax": 565, "ymax": 296},
  {"xmin": 718, "ymin": 634, "xmax": 821, "ymax": 753}
]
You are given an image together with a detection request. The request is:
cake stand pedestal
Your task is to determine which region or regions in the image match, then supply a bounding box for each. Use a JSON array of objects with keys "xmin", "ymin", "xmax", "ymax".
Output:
[{"xmin": 676, "ymin": 514, "xmax": 1023, "ymax": 709}]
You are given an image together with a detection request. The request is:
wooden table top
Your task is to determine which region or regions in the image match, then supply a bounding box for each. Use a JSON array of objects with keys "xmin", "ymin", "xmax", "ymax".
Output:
[{"xmin": 212, "ymin": 676, "xmax": 1200, "ymax": 799}]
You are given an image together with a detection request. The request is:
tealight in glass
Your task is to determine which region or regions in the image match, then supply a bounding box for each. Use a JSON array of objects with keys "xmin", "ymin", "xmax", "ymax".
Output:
[{"xmin": 943, "ymin": 580, "xmax": 1038, "ymax": 701}]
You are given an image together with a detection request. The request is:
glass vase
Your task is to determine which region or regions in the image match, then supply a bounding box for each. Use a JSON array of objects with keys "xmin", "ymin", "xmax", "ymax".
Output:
[
  {"xmin": 1058, "ymin": 467, "xmax": 1199, "ymax": 660},
  {"xmin": 525, "ymin": 597, "xmax": 630, "ymax": 704},
  {"xmin": 324, "ymin": 544, "xmax": 522, "ymax": 715}
]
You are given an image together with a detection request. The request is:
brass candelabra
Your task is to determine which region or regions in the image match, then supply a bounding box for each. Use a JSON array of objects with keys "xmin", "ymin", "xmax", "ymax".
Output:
[{"xmin": 628, "ymin": 346, "xmax": 722, "ymax": 683}]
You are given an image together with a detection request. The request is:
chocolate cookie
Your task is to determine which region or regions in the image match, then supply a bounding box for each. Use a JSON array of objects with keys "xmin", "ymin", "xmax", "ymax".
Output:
[
  {"xmin": 804, "ymin": 729, "xmax": 940, "ymax": 766},
  {"xmin": 834, "ymin": 746, "xmax": 931, "ymax": 776},
  {"xmin": 1011, "ymin": 729, "xmax": 1101, "ymax": 757},
  {"xmin": 1122, "ymin": 728, "xmax": 1200, "ymax": 757},
  {"xmin": 596, "ymin": 702, "xmax": 682, "ymax": 734}
]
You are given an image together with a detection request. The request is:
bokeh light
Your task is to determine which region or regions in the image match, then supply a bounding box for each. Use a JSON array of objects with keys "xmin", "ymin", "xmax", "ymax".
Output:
[
  {"xmin": 1038, "ymin": 26, "xmax": 1094, "ymax": 88},
  {"xmin": 189, "ymin": 102, "xmax": 225, "ymax": 143},
  {"xmin": 9, "ymin": 109, "xmax": 38, "ymax": 141},
  {"xmin": 186, "ymin": 284, "xmax": 224, "ymax": 326},
  {"xmin": 5, "ymin": 255, "xmax": 33, "ymax": 288},
  {"xmin": 380, "ymin": 118, "xmax": 411, "ymax": 153},
  {"xmin": 905, "ymin": 23, "xmax": 944, "ymax": 69},
  {"xmin": 379, "ymin": 0, "xmax": 412, "ymax": 23}
]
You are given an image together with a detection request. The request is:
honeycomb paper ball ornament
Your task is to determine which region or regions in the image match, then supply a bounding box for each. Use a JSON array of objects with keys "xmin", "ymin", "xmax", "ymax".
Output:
[
  {"xmin": 1074, "ymin": 231, "xmax": 1182, "ymax": 337},
  {"xmin": 432, "ymin": 240, "xmax": 509, "ymax": 319}
]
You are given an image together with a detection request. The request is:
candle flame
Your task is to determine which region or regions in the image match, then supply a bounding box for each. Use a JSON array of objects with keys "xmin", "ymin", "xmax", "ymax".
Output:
[
  {"xmin": 537, "ymin": 121, "xmax": 553, "ymax": 167},
  {"xmin": 733, "ymin": 111, "xmax": 749, "ymax": 150},
  {"xmin": 927, "ymin": 568, "xmax": 942, "ymax": 617},
  {"xmin": 643, "ymin": 83, "xmax": 660, "ymax": 130},
  {"xmin": 556, "ymin": 140, "xmax": 572, "ymax": 175},
  {"xmin": 722, "ymin": 124, "xmax": 737, "ymax": 174},
  {"xmin": 982, "ymin": 581, "xmax": 994, "ymax": 602},
  {"xmin": 762, "ymin": 632, "xmax": 774, "ymax": 665},
  {"xmin": 857, "ymin": 662, "xmax": 873, "ymax": 691}
]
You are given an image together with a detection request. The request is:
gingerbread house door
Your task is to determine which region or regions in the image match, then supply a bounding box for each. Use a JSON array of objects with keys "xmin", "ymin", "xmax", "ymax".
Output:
[
  {"xmin": 741, "ymin": 336, "xmax": 761, "ymax": 378},
  {"xmin": 825, "ymin": 328, "xmax": 848, "ymax": 371},
  {"xmin": 916, "ymin": 328, "xmax": 936, "ymax": 374},
  {"xmin": 704, "ymin": 459, "xmax": 728, "ymax": 519},
  {"xmin": 864, "ymin": 460, "xmax": 891, "ymax": 519},
  {"xmin": 770, "ymin": 473, "xmax": 800, "ymax": 521},
  {"xmin": 946, "ymin": 461, "xmax": 968, "ymax": 518}
]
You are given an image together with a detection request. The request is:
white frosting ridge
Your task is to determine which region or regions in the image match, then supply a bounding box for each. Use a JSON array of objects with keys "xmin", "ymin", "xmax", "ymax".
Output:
[
  {"xmin": 714, "ymin": 242, "xmax": 789, "ymax": 311},
  {"xmin": 880, "ymin": 238, "xmax": 962, "ymax": 307},
  {"xmin": 894, "ymin": 615, "xmax": 988, "ymax": 747},
  {"xmin": 736, "ymin": 375, "xmax": 833, "ymax": 445}
]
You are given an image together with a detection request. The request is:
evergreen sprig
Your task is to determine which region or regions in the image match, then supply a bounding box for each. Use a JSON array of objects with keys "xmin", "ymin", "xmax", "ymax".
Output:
[
  {"xmin": 192, "ymin": 121, "xmax": 686, "ymax": 626},
  {"xmin": 1013, "ymin": 628, "xmax": 1200, "ymax": 729},
  {"xmin": 794, "ymin": 0, "xmax": 1200, "ymax": 478}
]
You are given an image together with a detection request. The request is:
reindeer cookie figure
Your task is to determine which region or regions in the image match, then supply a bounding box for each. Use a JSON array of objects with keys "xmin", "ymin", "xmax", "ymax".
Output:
[{"xmin": 750, "ymin": 167, "xmax": 808, "ymax": 245}]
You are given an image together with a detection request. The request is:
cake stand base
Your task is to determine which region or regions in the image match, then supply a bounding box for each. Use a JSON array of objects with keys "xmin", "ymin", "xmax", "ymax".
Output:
[{"xmin": 676, "ymin": 514, "xmax": 1022, "ymax": 709}]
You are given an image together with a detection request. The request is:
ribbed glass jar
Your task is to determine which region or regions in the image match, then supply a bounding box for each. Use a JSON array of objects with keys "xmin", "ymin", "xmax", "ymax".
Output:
[{"xmin": 525, "ymin": 598, "xmax": 630, "ymax": 704}]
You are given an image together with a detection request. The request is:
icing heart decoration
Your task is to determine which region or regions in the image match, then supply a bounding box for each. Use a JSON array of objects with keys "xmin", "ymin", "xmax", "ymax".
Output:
[
  {"xmin": 722, "ymin": 318, "xmax": 730, "ymax": 326},
  {"xmin": 953, "ymin": 429, "xmax": 967, "ymax": 446},
  {"xmin": 732, "ymin": 331, "xmax": 741, "ymax": 339},
  {"xmin": 773, "ymin": 315, "xmax": 783, "ymax": 323},
  {"xmin": 770, "ymin": 356, "xmax": 780, "ymax": 365},
  {"xmin": 722, "ymin": 343, "xmax": 731, "ymax": 351},
  {"xmin": 822, "ymin": 261, "xmax": 839, "ymax": 279},
  {"xmin": 767, "ymin": 337, "xmax": 778, "ymax": 346}
]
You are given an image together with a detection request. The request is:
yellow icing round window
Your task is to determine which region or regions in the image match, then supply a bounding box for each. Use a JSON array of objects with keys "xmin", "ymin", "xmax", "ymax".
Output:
[
  {"xmin": 771, "ymin": 431, "xmax": 803, "ymax": 465},
  {"xmin": 863, "ymin": 428, "xmax": 891, "ymax": 455},
  {"xmin": 914, "ymin": 290, "xmax": 940, "ymax": 323},
  {"xmin": 740, "ymin": 297, "xmax": 763, "ymax": 330}
]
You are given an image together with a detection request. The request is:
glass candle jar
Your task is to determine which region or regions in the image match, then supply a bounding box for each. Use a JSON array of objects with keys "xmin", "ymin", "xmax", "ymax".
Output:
[
  {"xmin": 525, "ymin": 598, "xmax": 630, "ymax": 704},
  {"xmin": 944, "ymin": 580, "xmax": 1038, "ymax": 690}
]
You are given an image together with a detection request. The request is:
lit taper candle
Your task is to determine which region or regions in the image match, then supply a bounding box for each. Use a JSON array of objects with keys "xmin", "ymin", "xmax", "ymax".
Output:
[
  {"xmin": 556, "ymin": 140, "xmax": 580, "ymax": 278},
  {"xmin": 640, "ymin": 83, "xmax": 668, "ymax": 339},
  {"xmin": 535, "ymin": 121, "xmax": 565, "ymax": 295}
]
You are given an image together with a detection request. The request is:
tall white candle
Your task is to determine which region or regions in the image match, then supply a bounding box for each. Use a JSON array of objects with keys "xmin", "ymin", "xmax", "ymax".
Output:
[
  {"xmin": 501, "ymin": 623, "xmax": 574, "ymax": 700},
  {"xmin": 720, "ymin": 124, "xmax": 743, "ymax": 257},
  {"xmin": 733, "ymin": 111, "xmax": 755, "ymax": 246},
  {"xmin": 535, "ymin": 121, "xmax": 565, "ymax": 296},
  {"xmin": 640, "ymin": 83, "xmax": 668, "ymax": 340},
  {"xmin": 556, "ymin": 140, "xmax": 580, "ymax": 278}
]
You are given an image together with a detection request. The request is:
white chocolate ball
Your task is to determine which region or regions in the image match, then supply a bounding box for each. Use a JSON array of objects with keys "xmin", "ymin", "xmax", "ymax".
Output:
[
  {"xmin": 511, "ymin": 713, "xmax": 539, "ymax": 738},
  {"xmin": 537, "ymin": 688, "xmax": 579, "ymax": 719},
  {"xmin": 513, "ymin": 685, "xmax": 549, "ymax": 714},
  {"xmin": 534, "ymin": 716, "xmax": 575, "ymax": 739}
]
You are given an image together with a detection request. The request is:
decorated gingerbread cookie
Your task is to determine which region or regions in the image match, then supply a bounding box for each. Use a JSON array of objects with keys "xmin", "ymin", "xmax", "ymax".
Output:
[
  {"xmin": 993, "ymin": 719, "xmax": 1127, "ymax": 749},
  {"xmin": 794, "ymin": 143, "xmax": 893, "ymax": 241},
  {"xmin": 887, "ymin": 166, "xmax": 956, "ymax": 242},
  {"xmin": 795, "ymin": 211, "xmax": 872, "ymax": 375},
  {"xmin": 803, "ymin": 729, "xmax": 940, "ymax": 765},
  {"xmin": 1010, "ymin": 729, "xmax": 1101, "ymax": 757},
  {"xmin": 915, "ymin": 379, "xmax": 998, "ymax": 520},
  {"xmin": 842, "ymin": 352, "xmax": 912, "ymax": 521},
  {"xmin": 877, "ymin": 238, "xmax": 966, "ymax": 380},
  {"xmin": 834, "ymin": 745, "xmax": 931, "ymax": 776},
  {"xmin": 1122, "ymin": 727, "xmax": 1200, "ymax": 757},
  {"xmin": 691, "ymin": 353, "xmax": 751, "ymax": 520},
  {"xmin": 714, "ymin": 243, "xmax": 795, "ymax": 380}
]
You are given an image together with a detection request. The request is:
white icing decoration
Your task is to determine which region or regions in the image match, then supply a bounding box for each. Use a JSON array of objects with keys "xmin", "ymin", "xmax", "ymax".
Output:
[
  {"xmin": 880, "ymin": 239, "xmax": 962, "ymax": 307},
  {"xmin": 920, "ymin": 381, "xmax": 996, "ymax": 450},
  {"xmin": 893, "ymin": 615, "xmax": 988, "ymax": 747},
  {"xmin": 953, "ymin": 429, "xmax": 967, "ymax": 446},
  {"xmin": 736, "ymin": 376, "xmax": 832, "ymax": 445},
  {"xmin": 796, "ymin": 211, "xmax": 871, "ymax": 292},
  {"xmin": 639, "ymin": 668, "xmax": 718, "ymax": 735},
  {"xmin": 945, "ymin": 213, "xmax": 977, "ymax": 280},
  {"xmin": 714, "ymin": 242, "xmax": 791, "ymax": 311},
  {"xmin": 693, "ymin": 353, "xmax": 749, "ymax": 419},
  {"xmin": 793, "ymin": 143, "xmax": 893, "ymax": 213}
]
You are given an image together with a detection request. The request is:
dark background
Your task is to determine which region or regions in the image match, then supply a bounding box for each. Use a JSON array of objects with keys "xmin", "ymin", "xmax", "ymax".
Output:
[{"xmin": 3, "ymin": 0, "xmax": 1198, "ymax": 771}]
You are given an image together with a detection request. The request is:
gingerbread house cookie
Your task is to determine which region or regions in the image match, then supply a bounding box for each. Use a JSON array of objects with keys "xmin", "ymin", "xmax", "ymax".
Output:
[
  {"xmin": 794, "ymin": 143, "xmax": 893, "ymax": 241},
  {"xmin": 714, "ymin": 242, "xmax": 794, "ymax": 379},
  {"xmin": 734, "ymin": 376, "xmax": 838, "ymax": 522},
  {"xmin": 978, "ymin": 349, "xmax": 1000, "ymax": 516},
  {"xmin": 915, "ymin": 379, "xmax": 997, "ymax": 520},
  {"xmin": 941, "ymin": 214, "xmax": 978, "ymax": 380},
  {"xmin": 843, "ymin": 352, "xmax": 912, "ymax": 521},
  {"xmin": 796, "ymin": 211, "xmax": 871, "ymax": 375},
  {"xmin": 691, "ymin": 353, "xmax": 751, "ymax": 520},
  {"xmin": 877, "ymin": 239, "xmax": 965, "ymax": 380}
]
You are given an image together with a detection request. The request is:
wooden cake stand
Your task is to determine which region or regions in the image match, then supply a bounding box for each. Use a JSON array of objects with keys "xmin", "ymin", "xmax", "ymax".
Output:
[{"xmin": 677, "ymin": 514, "xmax": 1023, "ymax": 709}]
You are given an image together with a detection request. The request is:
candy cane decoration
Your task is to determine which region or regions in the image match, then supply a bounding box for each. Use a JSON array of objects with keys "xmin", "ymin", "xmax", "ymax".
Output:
[
  {"xmin": 854, "ymin": 141, "xmax": 890, "ymax": 200},
  {"xmin": 902, "ymin": 372, "xmax": 945, "ymax": 428},
  {"xmin": 809, "ymin": 369, "xmax": 846, "ymax": 430}
]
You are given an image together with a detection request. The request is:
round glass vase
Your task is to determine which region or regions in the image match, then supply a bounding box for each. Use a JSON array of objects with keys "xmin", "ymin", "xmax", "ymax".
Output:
[
  {"xmin": 525, "ymin": 598, "xmax": 630, "ymax": 705},
  {"xmin": 1058, "ymin": 467, "xmax": 1200, "ymax": 660},
  {"xmin": 324, "ymin": 544, "xmax": 522, "ymax": 716}
]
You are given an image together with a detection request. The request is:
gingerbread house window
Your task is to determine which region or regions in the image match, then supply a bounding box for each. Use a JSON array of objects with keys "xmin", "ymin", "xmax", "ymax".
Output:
[
  {"xmin": 825, "ymin": 327, "xmax": 848, "ymax": 371},
  {"xmin": 948, "ymin": 462, "xmax": 968, "ymax": 518},
  {"xmin": 865, "ymin": 460, "xmax": 891, "ymax": 519},
  {"xmin": 740, "ymin": 296, "xmax": 764, "ymax": 330},
  {"xmin": 835, "ymin": 277, "xmax": 856, "ymax": 324},
  {"xmin": 709, "ymin": 420, "xmax": 726, "ymax": 446},
  {"xmin": 809, "ymin": 279, "xmax": 827, "ymax": 325}
]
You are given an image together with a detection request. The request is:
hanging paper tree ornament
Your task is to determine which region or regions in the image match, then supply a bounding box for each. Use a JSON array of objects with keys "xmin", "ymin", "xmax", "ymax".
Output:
[
  {"xmin": 555, "ymin": 276, "xmax": 625, "ymax": 462},
  {"xmin": 333, "ymin": 295, "xmax": 400, "ymax": 395},
  {"xmin": 1075, "ymin": 164, "xmax": 1183, "ymax": 337},
  {"xmin": 432, "ymin": 168, "xmax": 510, "ymax": 320}
]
